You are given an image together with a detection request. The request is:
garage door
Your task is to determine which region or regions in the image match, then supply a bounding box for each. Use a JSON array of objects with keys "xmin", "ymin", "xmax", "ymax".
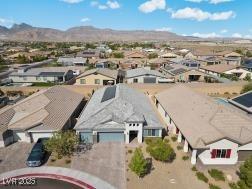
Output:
[
  {"xmin": 238, "ymin": 151, "xmax": 252, "ymax": 161},
  {"xmin": 31, "ymin": 132, "xmax": 53, "ymax": 143},
  {"xmin": 143, "ymin": 77, "xmax": 156, "ymax": 83},
  {"xmin": 98, "ymin": 132, "xmax": 124, "ymax": 143}
]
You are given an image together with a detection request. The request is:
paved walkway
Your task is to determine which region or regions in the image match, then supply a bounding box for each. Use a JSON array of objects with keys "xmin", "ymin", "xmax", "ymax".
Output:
[{"xmin": 0, "ymin": 166, "xmax": 115, "ymax": 189}]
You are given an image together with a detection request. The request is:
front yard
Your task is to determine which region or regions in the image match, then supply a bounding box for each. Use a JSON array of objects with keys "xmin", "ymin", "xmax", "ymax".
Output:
[{"xmin": 126, "ymin": 136, "xmax": 240, "ymax": 189}]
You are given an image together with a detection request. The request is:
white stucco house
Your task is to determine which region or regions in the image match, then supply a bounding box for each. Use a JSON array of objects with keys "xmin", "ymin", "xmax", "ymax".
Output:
[
  {"xmin": 125, "ymin": 67, "xmax": 168, "ymax": 84},
  {"xmin": 74, "ymin": 84, "xmax": 163, "ymax": 144},
  {"xmin": 0, "ymin": 86, "xmax": 84, "ymax": 147},
  {"xmin": 155, "ymin": 85, "xmax": 252, "ymax": 165}
]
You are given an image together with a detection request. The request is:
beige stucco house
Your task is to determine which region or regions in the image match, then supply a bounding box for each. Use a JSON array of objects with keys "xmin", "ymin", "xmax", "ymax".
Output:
[{"xmin": 75, "ymin": 68, "xmax": 118, "ymax": 85}]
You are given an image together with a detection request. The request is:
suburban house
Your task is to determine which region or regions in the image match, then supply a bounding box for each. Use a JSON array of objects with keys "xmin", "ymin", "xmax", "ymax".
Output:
[
  {"xmin": 74, "ymin": 84, "xmax": 163, "ymax": 144},
  {"xmin": 155, "ymin": 85, "xmax": 252, "ymax": 165},
  {"xmin": 76, "ymin": 50, "xmax": 100, "ymax": 59},
  {"xmin": 57, "ymin": 57, "xmax": 87, "ymax": 66},
  {"xmin": 75, "ymin": 68, "xmax": 118, "ymax": 85},
  {"xmin": 160, "ymin": 64, "xmax": 206, "ymax": 82},
  {"xmin": 198, "ymin": 56, "xmax": 222, "ymax": 66},
  {"xmin": 125, "ymin": 67, "xmax": 168, "ymax": 84},
  {"xmin": 0, "ymin": 86, "xmax": 84, "ymax": 147},
  {"xmin": 9, "ymin": 67, "xmax": 75, "ymax": 83},
  {"xmin": 147, "ymin": 58, "xmax": 170, "ymax": 68},
  {"xmin": 124, "ymin": 51, "xmax": 147, "ymax": 59},
  {"xmin": 94, "ymin": 59, "xmax": 116, "ymax": 68},
  {"xmin": 159, "ymin": 52, "xmax": 181, "ymax": 59},
  {"xmin": 120, "ymin": 59, "xmax": 145, "ymax": 69},
  {"xmin": 200, "ymin": 64, "xmax": 252, "ymax": 79}
]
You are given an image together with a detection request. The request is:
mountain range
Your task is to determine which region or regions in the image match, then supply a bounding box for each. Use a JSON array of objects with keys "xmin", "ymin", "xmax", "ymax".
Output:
[{"xmin": 0, "ymin": 23, "xmax": 195, "ymax": 42}]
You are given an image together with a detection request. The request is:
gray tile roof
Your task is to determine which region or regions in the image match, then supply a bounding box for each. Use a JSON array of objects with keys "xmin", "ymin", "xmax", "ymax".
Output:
[
  {"xmin": 75, "ymin": 84, "xmax": 163, "ymax": 131},
  {"xmin": 155, "ymin": 85, "xmax": 252, "ymax": 149},
  {"xmin": 0, "ymin": 86, "xmax": 83, "ymax": 132},
  {"xmin": 126, "ymin": 68, "xmax": 166, "ymax": 79}
]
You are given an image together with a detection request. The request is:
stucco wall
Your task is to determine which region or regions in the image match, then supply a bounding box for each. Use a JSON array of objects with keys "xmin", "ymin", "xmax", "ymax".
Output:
[
  {"xmin": 9, "ymin": 76, "xmax": 58, "ymax": 83},
  {"xmin": 126, "ymin": 75, "xmax": 165, "ymax": 84},
  {"xmin": 75, "ymin": 74, "xmax": 116, "ymax": 85},
  {"xmin": 198, "ymin": 139, "xmax": 238, "ymax": 165}
]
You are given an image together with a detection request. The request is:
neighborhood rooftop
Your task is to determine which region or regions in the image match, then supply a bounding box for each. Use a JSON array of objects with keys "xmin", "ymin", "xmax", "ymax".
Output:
[
  {"xmin": 77, "ymin": 68, "xmax": 118, "ymax": 80},
  {"xmin": 125, "ymin": 67, "xmax": 165, "ymax": 78},
  {"xmin": 155, "ymin": 85, "xmax": 252, "ymax": 149},
  {"xmin": 0, "ymin": 86, "xmax": 83, "ymax": 133},
  {"xmin": 75, "ymin": 84, "xmax": 163, "ymax": 131}
]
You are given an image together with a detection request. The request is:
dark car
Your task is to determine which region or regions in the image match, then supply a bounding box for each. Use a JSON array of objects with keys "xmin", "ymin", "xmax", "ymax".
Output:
[{"xmin": 26, "ymin": 138, "xmax": 49, "ymax": 167}]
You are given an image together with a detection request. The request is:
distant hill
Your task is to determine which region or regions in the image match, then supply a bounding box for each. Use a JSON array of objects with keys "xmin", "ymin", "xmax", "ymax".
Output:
[{"xmin": 0, "ymin": 23, "xmax": 195, "ymax": 42}]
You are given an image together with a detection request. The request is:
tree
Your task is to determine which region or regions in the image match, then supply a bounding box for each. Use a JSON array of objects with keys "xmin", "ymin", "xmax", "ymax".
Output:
[
  {"xmin": 241, "ymin": 82, "xmax": 252, "ymax": 94},
  {"xmin": 148, "ymin": 53, "xmax": 158, "ymax": 59},
  {"xmin": 17, "ymin": 54, "xmax": 29, "ymax": 64},
  {"xmin": 129, "ymin": 148, "xmax": 148, "ymax": 178},
  {"xmin": 45, "ymin": 131, "xmax": 78, "ymax": 159},
  {"xmin": 244, "ymin": 74, "xmax": 252, "ymax": 82},
  {"xmin": 113, "ymin": 52, "xmax": 124, "ymax": 58},
  {"xmin": 146, "ymin": 139, "xmax": 176, "ymax": 162},
  {"xmin": 230, "ymin": 156, "xmax": 252, "ymax": 189}
]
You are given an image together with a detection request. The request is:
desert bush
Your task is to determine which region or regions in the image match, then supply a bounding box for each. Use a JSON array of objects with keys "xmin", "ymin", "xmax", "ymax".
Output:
[
  {"xmin": 208, "ymin": 169, "xmax": 225, "ymax": 181},
  {"xmin": 196, "ymin": 172, "xmax": 208, "ymax": 183},
  {"xmin": 129, "ymin": 148, "xmax": 148, "ymax": 178}
]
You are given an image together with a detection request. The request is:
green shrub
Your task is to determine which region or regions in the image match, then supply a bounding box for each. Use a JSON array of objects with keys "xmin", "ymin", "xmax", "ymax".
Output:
[
  {"xmin": 144, "ymin": 137, "xmax": 161, "ymax": 145},
  {"xmin": 164, "ymin": 138, "xmax": 169, "ymax": 143},
  {"xmin": 182, "ymin": 156, "xmax": 189, "ymax": 161},
  {"xmin": 128, "ymin": 149, "xmax": 133, "ymax": 154},
  {"xmin": 65, "ymin": 159, "xmax": 71, "ymax": 164},
  {"xmin": 209, "ymin": 184, "xmax": 221, "ymax": 189},
  {"xmin": 196, "ymin": 172, "xmax": 209, "ymax": 183},
  {"xmin": 239, "ymin": 156, "xmax": 252, "ymax": 188},
  {"xmin": 241, "ymin": 82, "xmax": 252, "ymax": 94},
  {"xmin": 177, "ymin": 145, "xmax": 183, "ymax": 150},
  {"xmin": 129, "ymin": 148, "xmax": 148, "ymax": 178},
  {"xmin": 229, "ymin": 182, "xmax": 239, "ymax": 189},
  {"xmin": 208, "ymin": 169, "xmax": 225, "ymax": 181},
  {"xmin": 191, "ymin": 166, "xmax": 197, "ymax": 172},
  {"xmin": 146, "ymin": 139, "xmax": 176, "ymax": 162},
  {"xmin": 171, "ymin": 136, "xmax": 177, "ymax": 142}
]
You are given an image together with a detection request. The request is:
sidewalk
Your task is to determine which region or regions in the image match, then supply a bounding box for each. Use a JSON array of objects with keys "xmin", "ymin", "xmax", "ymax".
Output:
[{"xmin": 0, "ymin": 166, "xmax": 116, "ymax": 189}]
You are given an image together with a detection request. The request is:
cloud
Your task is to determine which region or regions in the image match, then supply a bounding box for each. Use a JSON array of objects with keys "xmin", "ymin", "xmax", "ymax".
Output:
[
  {"xmin": 209, "ymin": 0, "xmax": 232, "ymax": 4},
  {"xmin": 80, "ymin": 17, "xmax": 90, "ymax": 22},
  {"xmin": 171, "ymin": 7, "xmax": 235, "ymax": 21},
  {"xmin": 91, "ymin": 0, "xmax": 120, "ymax": 10},
  {"xmin": 107, "ymin": 0, "xmax": 120, "ymax": 9},
  {"xmin": 155, "ymin": 27, "xmax": 172, "ymax": 32},
  {"xmin": 139, "ymin": 0, "xmax": 166, "ymax": 13},
  {"xmin": 61, "ymin": 0, "xmax": 83, "ymax": 3},
  {"xmin": 0, "ymin": 18, "xmax": 14, "ymax": 27},
  {"xmin": 232, "ymin": 33, "xmax": 242, "ymax": 38},
  {"xmin": 220, "ymin": 29, "xmax": 228, "ymax": 33},
  {"xmin": 191, "ymin": 32, "xmax": 221, "ymax": 38},
  {"xmin": 185, "ymin": 0, "xmax": 232, "ymax": 4},
  {"xmin": 231, "ymin": 33, "xmax": 252, "ymax": 39}
]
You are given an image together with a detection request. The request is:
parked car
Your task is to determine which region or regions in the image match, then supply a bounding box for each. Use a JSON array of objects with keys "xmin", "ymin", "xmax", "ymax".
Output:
[{"xmin": 26, "ymin": 138, "xmax": 49, "ymax": 167}]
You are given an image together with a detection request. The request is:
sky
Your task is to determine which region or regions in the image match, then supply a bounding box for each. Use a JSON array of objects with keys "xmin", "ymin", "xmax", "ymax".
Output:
[{"xmin": 0, "ymin": 0, "xmax": 251, "ymax": 38}]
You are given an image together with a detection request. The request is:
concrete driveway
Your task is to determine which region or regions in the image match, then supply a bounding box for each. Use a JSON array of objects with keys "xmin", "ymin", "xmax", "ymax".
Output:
[
  {"xmin": 0, "ymin": 142, "xmax": 33, "ymax": 174},
  {"xmin": 71, "ymin": 142, "xmax": 126, "ymax": 189}
]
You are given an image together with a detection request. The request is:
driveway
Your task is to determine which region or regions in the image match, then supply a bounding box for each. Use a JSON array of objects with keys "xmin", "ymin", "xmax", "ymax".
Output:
[
  {"xmin": 0, "ymin": 142, "xmax": 33, "ymax": 174},
  {"xmin": 71, "ymin": 142, "xmax": 126, "ymax": 189}
]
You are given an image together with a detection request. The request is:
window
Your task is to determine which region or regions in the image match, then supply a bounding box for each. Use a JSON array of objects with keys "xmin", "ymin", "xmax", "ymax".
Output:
[
  {"xmin": 133, "ymin": 124, "xmax": 135, "ymax": 126},
  {"xmin": 169, "ymin": 117, "xmax": 172, "ymax": 124},
  {"xmin": 145, "ymin": 129, "xmax": 159, "ymax": 137},
  {"xmin": 137, "ymin": 124, "xmax": 139, "ymax": 126},
  {"xmin": 211, "ymin": 149, "xmax": 231, "ymax": 159},
  {"xmin": 129, "ymin": 123, "xmax": 132, "ymax": 126},
  {"xmin": 43, "ymin": 77, "xmax": 47, "ymax": 81},
  {"xmin": 95, "ymin": 79, "xmax": 100, "ymax": 84},
  {"xmin": 133, "ymin": 78, "xmax": 138, "ymax": 83},
  {"xmin": 80, "ymin": 79, "xmax": 86, "ymax": 84}
]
